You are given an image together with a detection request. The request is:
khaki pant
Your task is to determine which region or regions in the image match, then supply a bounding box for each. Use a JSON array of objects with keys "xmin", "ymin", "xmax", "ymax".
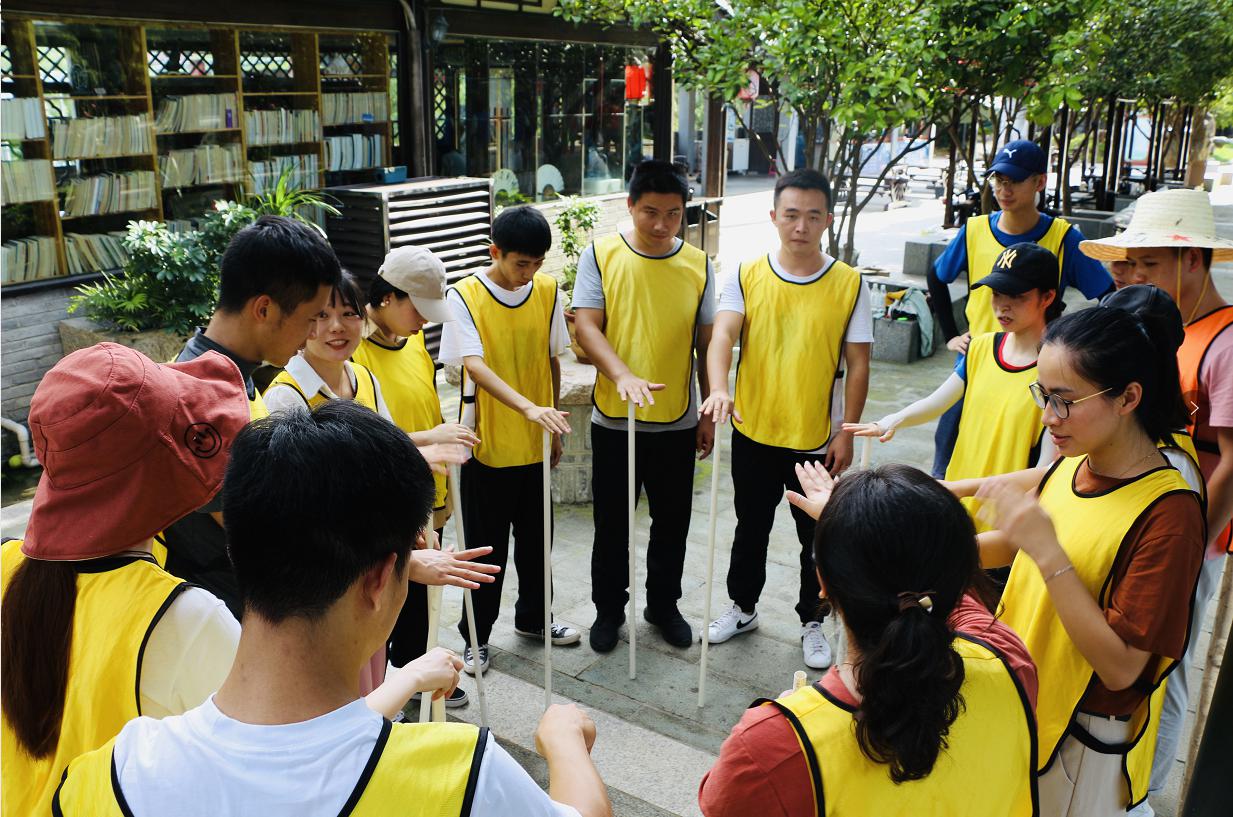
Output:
[{"xmin": 1039, "ymin": 713, "xmax": 1142, "ymax": 817}]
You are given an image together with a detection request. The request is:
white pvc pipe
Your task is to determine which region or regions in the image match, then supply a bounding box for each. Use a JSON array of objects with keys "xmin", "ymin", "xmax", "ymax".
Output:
[
  {"xmin": 448, "ymin": 465, "xmax": 488, "ymax": 727},
  {"xmin": 860, "ymin": 435, "xmax": 872, "ymax": 470},
  {"xmin": 1, "ymin": 417, "xmax": 38, "ymax": 468},
  {"xmin": 698, "ymin": 433, "xmax": 721, "ymax": 708},
  {"xmin": 542, "ymin": 430, "xmax": 553, "ymax": 711},
  {"xmin": 627, "ymin": 400, "xmax": 637, "ymax": 680}
]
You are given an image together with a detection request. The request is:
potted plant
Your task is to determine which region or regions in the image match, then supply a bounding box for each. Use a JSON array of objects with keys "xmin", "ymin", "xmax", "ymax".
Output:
[{"xmin": 554, "ymin": 197, "xmax": 600, "ymax": 364}]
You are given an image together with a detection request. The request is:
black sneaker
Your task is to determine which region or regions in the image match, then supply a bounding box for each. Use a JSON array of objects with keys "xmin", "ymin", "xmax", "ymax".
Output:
[
  {"xmin": 410, "ymin": 686, "xmax": 469, "ymax": 708},
  {"xmin": 589, "ymin": 611, "xmax": 625, "ymax": 652},
  {"xmin": 644, "ymin": 605, "xmax": 692, "ymax": 648}
]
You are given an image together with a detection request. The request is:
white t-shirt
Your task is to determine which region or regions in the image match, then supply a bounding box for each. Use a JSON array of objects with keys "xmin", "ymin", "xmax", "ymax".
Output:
[
  {"xmin": 437, "ymin": 271, "xmax": 570, "ymax": 365},
  {"xmin": 112, "ymin": 697, "xmax": 581, "ymax": 817},
  {"xmin": 716, "ymin": 253, "xmax": 874, "ymax": 343},
  {"xmin": 139, "ymin": 585, "xmax": 240, "ymax": 718},
  {"xmin": 263, "ymin": 354, "xmax": 393, "ymax": 421}
]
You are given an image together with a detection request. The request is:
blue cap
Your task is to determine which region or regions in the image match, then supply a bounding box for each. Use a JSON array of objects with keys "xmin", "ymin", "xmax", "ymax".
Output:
[{"xmin": 987, "ymin": 139, "xmax": 1047, "ymax": 182}]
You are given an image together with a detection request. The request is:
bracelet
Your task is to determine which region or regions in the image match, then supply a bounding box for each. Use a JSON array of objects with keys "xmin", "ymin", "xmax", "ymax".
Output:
[{"xmin": 1043, "ymin": 563, "xmax": 1075, "ymax": 583}]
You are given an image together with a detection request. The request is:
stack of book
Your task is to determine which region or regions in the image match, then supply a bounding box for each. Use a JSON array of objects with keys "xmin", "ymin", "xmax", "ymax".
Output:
[
  {"xmin": 324, "ymin": 133, "xmax": 381, "ymax": 171},
  {"xmin": 61, "ymin": 170, "xmax": 158, "ymax": 217},
  {"xmin": 160, "ymin": 143, "xmax": 244, "ymax": 187},
  {"xmin": 155, "ymin": 94, "xmax": 239, "ymax": 133},
  {"xmin": 249, "ymin": 154, "xmax": 319, "ymax": 194},
  {"xmin": 1, "ymin": 235, "xmax": 58, "ymax": 283},
  {"xmin": 245, "ymin": 109, "xmax": 322, "ymax": 146},
  {"xmin": 322, "ymin": 92, "xmax": 389, "ymax": 126},
  {"xmin": 51, "ymin": 115, "xmax": 153, "ymax": 159},
  {"xmin": 64, "ymin": 231, "xmax": 129, "ymax": 274},
  {"xmin": 0, "ymin": 99, "xmax": 47, "ymax": 140},
  {"xmin": 1, "ymin": 159, "xmax": 55, "ymax": 204}
]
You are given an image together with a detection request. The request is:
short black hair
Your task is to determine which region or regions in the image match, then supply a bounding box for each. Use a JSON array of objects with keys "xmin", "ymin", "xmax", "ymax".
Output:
[
  {"xmin": 1177, "ymin": 246, "xmax": 1214, "ymax": 270},
  {"xmin": 332, "ymin": 269, "xmax": 364, "ymax": 314},
  {"xmin": 628, "ymin": 159, "xmax": 689, "ymax": 205},
  {"xmin": 222, "ymin": 401, "xmax": 435, "ymax": 623},
  {"xmin": 774, "ymin": 169, "xmax": 833, "ymax": 212},
  {"xmin": 492, "ymin": 205, "xmax": 552, "ymax": 257},
  {"xmin": 364, "ymin": 274, "xmax": 408, "ymax": 309},
  {"xmin": 218, "ymin": 216, "xmax": 342, "ymax": 315}
]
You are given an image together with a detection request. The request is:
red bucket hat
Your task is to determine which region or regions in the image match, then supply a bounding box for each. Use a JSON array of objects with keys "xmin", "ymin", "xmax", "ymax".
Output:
[{"xmin": 22, "ymin": 343, "xmax": 250, "ymax": 561}]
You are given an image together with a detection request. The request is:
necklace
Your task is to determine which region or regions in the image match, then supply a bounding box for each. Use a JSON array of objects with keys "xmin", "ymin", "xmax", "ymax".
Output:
[{"xmin": 1088, "ymin": 449, "xmax": 1161, "ymax": 480}]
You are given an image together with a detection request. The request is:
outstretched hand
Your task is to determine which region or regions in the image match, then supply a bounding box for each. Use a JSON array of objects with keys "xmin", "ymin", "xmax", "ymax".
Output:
[
  {"xmin": 974, "ymin": 479, "xmax": 1063, "ymax": 567},
  {"xmin": 408, "ymin": 546, "xmax": 501, "ymax": 589},
  {"xmin": 843, "ymin": 421, "xmax": 897, "ymax": 443},
  {"xmin": 786, "ymin": 461, "xmax": 836, "ymax": 521}
]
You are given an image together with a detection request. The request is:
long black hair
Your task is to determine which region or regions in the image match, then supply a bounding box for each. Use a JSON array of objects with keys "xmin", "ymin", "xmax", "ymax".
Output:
[
  {"xmin": 813, "ymin": 465, "xmax": 980, "ymax": 783},
  {"xmin": 1042, "ymin": 290, "xmax": 1187, "ymax": 443}
]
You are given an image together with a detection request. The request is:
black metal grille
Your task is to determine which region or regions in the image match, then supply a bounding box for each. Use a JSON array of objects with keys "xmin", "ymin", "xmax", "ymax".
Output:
[
  {"xmin": 36, "ymin": 46, "xmax": 70, "ymax": 86},
  {"xmin": 320, "ymin": 50, "xmax": 364, "ymax": 75},
  {"xmin": 241, "ymin": 52, "xmax": 293, "ymax": 79},
  {"xmin": 432, "ymin": 68, "xmax": 448, "ymax": 142},
  {"xmin": 148, "ymin": 49, "xmax": 214, "ymax": 76},
  {"xmin": 1, "ymin": 46, "xmax": 12, "ymax": 76}
]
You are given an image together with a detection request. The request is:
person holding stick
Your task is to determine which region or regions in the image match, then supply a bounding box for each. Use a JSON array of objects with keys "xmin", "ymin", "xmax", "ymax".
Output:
[
  {"xmin": 699, "ymin": 463, "xmax": 1038, "ymax": 816},
  {"xmin": 951, "ymin": 298, "xmax": 1205, "ymax": 815},
  {"xmin": 574, "ymin": 159, "xmax": 716, "ymax": 652},
  {"xmin": 438, "ymin": 205, "xmax": 580, "ymax": 676},
  {"xmin": 846, "ymin": 243, "xmax": 1061, "ymax": 535},
  {"xmin": 54, "ymin": 403, "xmax": 612, "ymax": 817},
  {"xmin": 700, "ymin": 169, "xmax": 871, "ymax": 669}
]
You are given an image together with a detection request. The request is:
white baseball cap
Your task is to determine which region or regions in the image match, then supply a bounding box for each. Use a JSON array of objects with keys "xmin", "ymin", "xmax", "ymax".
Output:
[{"xmin": 377, "ymin": 245, "xmax": 454, "ymax": 324}]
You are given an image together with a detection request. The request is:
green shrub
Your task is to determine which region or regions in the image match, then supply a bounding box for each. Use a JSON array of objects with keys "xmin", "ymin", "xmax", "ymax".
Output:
[{"xmin": 553, "ymin": 197, "xmax": 600, "ymax": 307}]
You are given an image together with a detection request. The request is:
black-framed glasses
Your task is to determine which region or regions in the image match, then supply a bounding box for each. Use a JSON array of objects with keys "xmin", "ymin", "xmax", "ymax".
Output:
[{"xmin": 1028, "ymin": 382, "xmax": 1113, "ymax": 419}]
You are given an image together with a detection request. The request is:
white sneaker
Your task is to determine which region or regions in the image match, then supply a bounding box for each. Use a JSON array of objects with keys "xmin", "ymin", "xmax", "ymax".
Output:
[
  {"xmin": 514, "ymin": 623, "xmax": 583, "ymax": 646},
  {"xmin": 801, "ymin": 622, "xmax": 833, "ymax": 669},
  {"xmin": 705, "ymin": 603, "xmax": 759, "ymax": 644}
]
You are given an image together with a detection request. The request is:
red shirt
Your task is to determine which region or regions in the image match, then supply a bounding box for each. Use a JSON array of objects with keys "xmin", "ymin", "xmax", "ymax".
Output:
[{"xmin": 697, "ymin": 594, "xmax": 1037, "ymax": 817}]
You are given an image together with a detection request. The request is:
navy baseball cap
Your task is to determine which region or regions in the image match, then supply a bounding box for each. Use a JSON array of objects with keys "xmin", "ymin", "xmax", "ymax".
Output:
[
  {"xmin": 987, "ymin": 139, "xmax": 1047, "ymax": 182},
  {"xmin": 973, "ymin": 242, "xmax": 1058, "ymax": 295}
]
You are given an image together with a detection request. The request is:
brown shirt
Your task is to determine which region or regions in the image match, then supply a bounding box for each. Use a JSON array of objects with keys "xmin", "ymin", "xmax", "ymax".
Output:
[{"xmin": 1075, "ymin": 461, "xmax": 1206, "ymax": 716}]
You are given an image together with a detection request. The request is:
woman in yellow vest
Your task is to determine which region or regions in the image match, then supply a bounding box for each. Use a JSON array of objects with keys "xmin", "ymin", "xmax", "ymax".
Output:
[
  {"xmin": 699, "ymin": 463, "xmax": 1038, "ymax": 817},
  {"xmin": 959, "ymin": 300, "xmax": 1206, "ymax": 816},
  {"xmin": 847, "ymin": 242, "xmax": 1062, "ymax": 535},
  {"xmin": 354, "ymin": 246, "xmax": 479, "ymax": 706},
  {"xmin": 1, "ymin": 343, "xmax": 250, "ymax": 817}
]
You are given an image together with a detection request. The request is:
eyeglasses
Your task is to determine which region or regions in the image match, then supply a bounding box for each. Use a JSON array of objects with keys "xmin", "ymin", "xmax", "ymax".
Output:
[{"xmin": 1028, "ymin": 382, "xmax": 1112, "ymax": 419}]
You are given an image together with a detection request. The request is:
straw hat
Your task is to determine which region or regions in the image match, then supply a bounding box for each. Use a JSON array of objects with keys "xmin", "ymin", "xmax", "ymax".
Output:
[{"xmin": 1079, "ymin": 188, "xmax": 1233, "ymax": 262}]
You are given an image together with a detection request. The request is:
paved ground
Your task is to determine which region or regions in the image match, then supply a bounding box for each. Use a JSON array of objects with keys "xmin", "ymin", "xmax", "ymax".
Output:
[{"xmin": 2, "ymin": 177, "xmax": 1230, "ymax": 816}]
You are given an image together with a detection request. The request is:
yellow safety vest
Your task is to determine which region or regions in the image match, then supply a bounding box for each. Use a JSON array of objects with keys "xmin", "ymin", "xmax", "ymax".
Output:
[
  {"xmin": 946, "ymin": 332, "xmax": 1044, "ymax": 531},
  {"xmin": 1000, "ymin": 456, "xmax": 1195, "ymax": 807},
  {"xmin": 732, "ymin": 255, "xmax": 862, "ymax": 451},
  {"xmin": 1, "ymin": 541, "xmax": 187, "ymax": 817},
  {"xmin": 249, "ymin": 390, "xmax": 269, "ymax": 420},
  {"xmin": 266, "ymin": 360, "xmax": 380, "ymax": 412},
  {"xmin": 352, "ymin": 334, "xmax": 448, "ymax": 511},
  {"xmin": 765, "ymin": 634, "xmax": 1037, "ymax": 817},
  {"xmin": 454, "ymin": 272, "xmax": 557, "ymax": 467},
  {"xmin": 591, "ymin": 234, "xmax": 708, "ymax": 424},
  {"xmin": 53, "ymin": 720, "xmax": 486, "ymax": 816},
  {"xmin": 964, "ymin": 215, "xmax": 1069, "ymax": 337}
]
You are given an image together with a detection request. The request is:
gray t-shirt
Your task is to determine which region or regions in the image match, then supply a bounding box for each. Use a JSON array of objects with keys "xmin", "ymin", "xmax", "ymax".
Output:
[{"xmin": 572, "ymin": 236, "xmax": 716, "ymax": 433}]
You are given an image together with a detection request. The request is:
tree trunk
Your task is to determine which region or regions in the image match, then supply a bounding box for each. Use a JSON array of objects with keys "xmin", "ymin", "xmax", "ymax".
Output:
[
  {"xmin": 944, "ymin": 103, "xmax": 961, "ymax": 227},
  {"xmin": 1185, "ymin": 106, "xmax": 1212, "ymax": 189}
]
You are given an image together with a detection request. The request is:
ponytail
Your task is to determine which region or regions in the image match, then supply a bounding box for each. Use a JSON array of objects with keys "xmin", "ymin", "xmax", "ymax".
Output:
[
  {"xmin": 813, "ymin": 465, "xmax": 977, "ymax": 782},
  {"xmin": 1, "ymin": 559, "xmax": 77, "ymax": 758}
]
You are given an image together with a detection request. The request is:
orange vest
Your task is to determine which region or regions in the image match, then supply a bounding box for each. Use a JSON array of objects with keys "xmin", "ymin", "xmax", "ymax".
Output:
[{"xmin": 1179, "ymin": 304, "xmax": 1233, "ymax": 551}]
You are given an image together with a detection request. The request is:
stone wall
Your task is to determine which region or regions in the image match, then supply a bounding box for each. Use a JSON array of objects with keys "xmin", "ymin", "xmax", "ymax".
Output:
[
  {"xmin": 532, "ymin": 193, "xmax": 630, "ymax": 280},
  {"xmin": 1, "ymin": 287, "xmax": 72, "ymax": 424}
]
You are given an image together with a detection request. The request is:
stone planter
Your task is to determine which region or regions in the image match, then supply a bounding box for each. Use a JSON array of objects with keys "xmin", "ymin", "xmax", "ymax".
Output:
[
  {"xmin": 563, "ymin": 308, "xmax": 593, "ymax": 365},
  {"xmin": 59, "ymin": 317, "xmax": 188, "ymax": 362}
]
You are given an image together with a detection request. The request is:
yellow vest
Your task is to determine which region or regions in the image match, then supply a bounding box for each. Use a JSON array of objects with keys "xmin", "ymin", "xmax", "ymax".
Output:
[
  {"xmin": 352, "ymin": 334, "xmax": 448, "ymax": 510},
  {"xmin": 1000, "ymin": 456, "xmax": 1194, "ymax": 806},
  {"xmin": 767, "ymin": 635, "xmax": 1036, "ymax": 817},
  {"xmin": 591, "ymin": 234, "xmax": 708, "ymax": 424},
  {"xmin": 1, "ymin": 541, "xmax": 187, "ymax": 817},
  {"xmin": 455, "ymin": 272, "xmax": 557, "ymax": 467},
  {"xmin": 946, "ymin": 332, "xmax": 1044, "ymax": 531},
  {"xmin": 266, "ymin": 360, "xmax": 380, "ymax": 412},
  {"xmin": 52, "ymin": 720, "xmax": 485, "ymax": 817},
  {"xmin": 249, "ymin": 389, "xmax": 269, "ymax": 420},
  {"xmin": 732, "ymin": 255, "xmax": 862, "ymax": 451},
  {"xmin": 964, "ymin": 215, "xmax": 1069, "ymax": 337}
]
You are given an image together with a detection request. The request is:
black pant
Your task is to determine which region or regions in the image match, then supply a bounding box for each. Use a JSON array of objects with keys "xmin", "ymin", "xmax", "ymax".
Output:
[
  {"xmin": 456, "ymin": 458, "xmax": 552, "ymax": 647},
  {"xmin": 727, "ymin": 428, "xmax": 826, "ymax": 624},
  {"xmin": 590, "ymin": 422, "xmax": 696, "ymax": 615},
  {"xmin": 386, "ymin": 527, "xmax": 443, "ymax": 668}
]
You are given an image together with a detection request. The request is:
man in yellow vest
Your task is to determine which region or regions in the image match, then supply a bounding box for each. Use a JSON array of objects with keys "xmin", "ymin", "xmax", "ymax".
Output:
[
  {"xmin": 1078, "ymin": 187, "xmax": 1233, "ymax": 808},
  {"xmin": 438, "ymin": 205, "xmax": 581, "ymax": 676},
  {"xmin": 54, "ymin": 402, "xmax": 613, "ymax": 817},
  {"xmin": 927, "ymin": 140, "xmax": 1112, "ymax": 478},
  {"xmin": 161, "ymin": 215, "xmax": 340, "ymax": 616},
  {"xmin": 700, "ymin": 169, "xmax": 871, "ymax": 669},
  {"xmin": 575, "ymin": 159, "xmax": 716, "ymax": 651}
]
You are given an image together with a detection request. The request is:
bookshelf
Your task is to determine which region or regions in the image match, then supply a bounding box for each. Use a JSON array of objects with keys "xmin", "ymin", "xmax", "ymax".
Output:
[{"xmin": 1, "ymin": 17, "xmax": 397, "ymax": 289}]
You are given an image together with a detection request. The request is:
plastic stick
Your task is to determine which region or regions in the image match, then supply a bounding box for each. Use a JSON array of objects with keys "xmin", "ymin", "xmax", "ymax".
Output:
[
  {"xmin": 860, "ymin": 435, "xmax": 872, "ymax": 470},
  {"xmin": 542, "ymin": 429, "xmax": 553, "ymax": 710},
  {"xmin": 698, "ymin": 433, "xmax": 722, "ymax": 707},
  {"xmin": 628, "ymin": 400, "xmax": 637, "ymax": 680},
  {"xmin": 448, "ymin": 465, "xmax": 488, "ymax": 727}
]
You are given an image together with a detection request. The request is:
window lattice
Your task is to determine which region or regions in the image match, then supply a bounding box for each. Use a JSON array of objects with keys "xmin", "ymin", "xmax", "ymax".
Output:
[
  {"xmin": 148, "ymin": 49, "xmax": 214, "ymax": 76},
  {"xmin": 1, "ymin": 46, "xmax": 12, "ymax": 76},
  {"xmin": 36, "ymin": 46, "xmax": 70, "ymax": 86},
  {"xmin": 241, "ymin": 52, "xmax": 293, "ymax": 79},
  {"xmin": 320, "ymin": 50, "xmax": 364, "ymax": 76},
  {"xmin": 432, "ymin": 68, "xmax": 448, "ymax": 142}
]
